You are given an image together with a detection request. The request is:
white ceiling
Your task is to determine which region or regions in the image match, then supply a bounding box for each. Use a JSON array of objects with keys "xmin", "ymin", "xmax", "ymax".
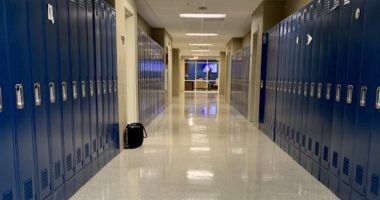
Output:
[{"xmin": 137, "ymin": 0, "xmax": 262, "ymax": 56}]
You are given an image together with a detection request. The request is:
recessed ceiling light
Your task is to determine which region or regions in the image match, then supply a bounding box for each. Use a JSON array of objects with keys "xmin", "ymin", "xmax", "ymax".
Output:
[
  {"xmin": 180, "ymin": 13, "xmax": 226, "ymax": 19},
  {"xmin": 186, "ymin": 33, "xmax": 218, "ymax": 36},
  {"xmin": 189, "ymin": 44, "xmax": 213, "ymax": 46},
  {"xmin": 191, "ymin": 50, "xmax": 210, "ymax": 52}
]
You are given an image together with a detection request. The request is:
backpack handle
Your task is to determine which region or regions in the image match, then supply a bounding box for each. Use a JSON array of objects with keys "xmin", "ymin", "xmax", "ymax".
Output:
[{"xmin": 128, "ymin": 123, "xmax": 148, "ymax": 138}]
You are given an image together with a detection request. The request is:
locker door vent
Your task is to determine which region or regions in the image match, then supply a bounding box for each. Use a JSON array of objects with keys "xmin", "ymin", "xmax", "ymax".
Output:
[
  {"xmin": 85, "ymin": 143, "xmax": 90, "ymax": 158},
  {"xmin": 54, "ymin": 161, "xmax": 61, "ymax": 180},
  {"xmin": 332, "ymin": 151, "xmax": 338, "ymax": 168},
  {"xmin": 79, "ymin": 0, "xmax": 85, "ymax": 9},
  {"xmin": 77, "ymin": 148, "xmax": 82, "ymax": 164},
  {"xmin": 355, "ymin": 165, "xmax": 363, "ymax": 185},
  {"xmin": 93, "ymin": 139, "xmax": 97, "ymax": 153},
  {"xmin": 343, "ymin": 157, "xmax": 350, "ymax": 175},
  {"xmin": 2, "ymin": 189, "xmax": 13, "ymax": 200},
  {"xmin": 95, "ymin": 0, "xmax": 99, "ymax": 16},
  {"xmin": 308, "ymin": 138, "xmax": 312, "ymax": 151},
  {"xmin": 371, "ymin": 174, "xmax": 379, "ymax": 196},
  {"xmin": 323, "ymin": 146, "xmax": 329, "ymax": 162},
  {"xmin": 87, "ymin": 0, "xmax": 93, "ymax": 13},
  {"xmin": 314, "ymin": 142, "xmax": 320, "ymax": 156},
  {"xmin": 23, "ymin": 178, "xmax": 33, "ymax": 200},
  {"xmin": 66, "ymin": 154, "xmax": 73, "ymax": 172},
  {"xmin": 40, "ymin": 169, "xmax": 48, "ymax": 190}
]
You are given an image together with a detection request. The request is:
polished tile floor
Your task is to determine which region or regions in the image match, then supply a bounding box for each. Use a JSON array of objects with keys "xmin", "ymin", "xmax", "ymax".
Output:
[{"xmin": 71, "ymin": 93, "xmax": 339, "ymax": 200}]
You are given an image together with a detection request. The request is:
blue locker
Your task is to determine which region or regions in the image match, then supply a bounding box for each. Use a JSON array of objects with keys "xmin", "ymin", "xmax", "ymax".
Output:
[
  {"xmin": 56, "ymin": 0, "xmax": 76, "ymax": 197},
  {"xmin": 86, "ymin": 0, "xmax": 98, "ymax": 168},
  {"xmin": 106, "ymin": 5, "xmax": 113, "ymax": 155},
  {"xmin": 25, "ymin": 0, "xmax": 53, "ymax": 199},
  {"xmin": 111, "ymin": 10, "xmax": 119, "ymax": 156},
  {"xmin": 356, "ymin": 0, "xmax": 380, "ymax": 198},
  {"xmin": 365, "ymin": 0, "xmax": 380, "ymax": 198},
  {"xmin": 44, "ymin": 0, "xmax": 65, "ymax": 195},
  {"xmin": 339, "ymin": 0, "xmax": 367, "ymax": 194},
  {"xmin": 320, "ymin": 0, "xmax": 340, "ymax": 187},
  {"xmin": 68, "ymin": 0, "xmax": 84, "ymax": 189},
  {"xmin": 0, "ymin": 1, "xmax": 18, "ymax": 199},
  {"xmin": 329, "ymin": 0, "xmax": 353, "ymax": 195},
  {"xmin": 284, "ymin": 18, "xmax": 293, "ymax": 153},
  {"xmin": 275, "ymin": 22, "xmax": 284, "ymax": 148},
  {"xmin": 4, "ymin": 1, "xmax": 37, "ymax": 199}
]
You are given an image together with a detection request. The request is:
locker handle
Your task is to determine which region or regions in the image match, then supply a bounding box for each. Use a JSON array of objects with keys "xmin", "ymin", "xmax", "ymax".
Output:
[
  {"xmin": 49, "ymin": 82, "xmax": 56, "ymax": 103},
  {"xmin": 103, "ymin": 81, "xmax": 107, "ymax": 94},
  {"xmin": 0, "ymin": 87, "xmax": 3, "ymax": 112},
  {"xmin": 90, "ymin": 81, "xmax": 94, "ymax": 97},
  {"xmin": 108, "ymin": 80, "xmax": 112, "ymax": 94},
  {"xmin": 376, "ymin": 87, "xmax": 380, "ymax": 109},
  {"xmin": 288, "ymin": 81, "xmax": 292, "ymax": 94},
  {"xmin": 317, "ymin": 83, "xmax": 322, "ymax": 99},
  {"xmin": 97, "ymin": 81, "xmax": 101, "ymax": 96},
  {"xmin": 114, "ymin": 80, "xmax": 117, "ymax": 93},
  {"xmin": 310, "ymin": 82, "xmax": 315, "ymax": 98},
  {"xmin": 16, "ymin": 84, "xmax": 24, "ymax": 109},
  {"xmin": 34, "ymin": 83, "xmax": 42, "ymax": 106},
  {"xmin": 298, "ymin": 82, "xmax": 302, "ymax": 95},
  {"xmin": 81, "ymin": 81, "xmax": 86, "ymax": 98},
  {"xmin": 347, "ymin": 85, "xmax": 353, "ymax": 104},
  {"xmin": 326, "ymin": 83, "xmax": 331, "ymax": 100},
  {"xmin": 360, "ymin": 86, "xmax": 367, "ymax": 107},
  {"xmin": 330, "ymin": 4, "xmax": 339, "ymax": 12},
  {"xmin": 73, "ymin": 81, "xmax": 78, "ymax": 100},
  {"xmin": 62, "ymin": 82, "xmax": 68, "ymax": 102},
  {"xmin": 336, "ymin": 84, "xmax": 341, "ymax": 102},
  {"xmin": 293, "ymin": 82, "xmax": 297, "ymax": 94},
  {"xmin": 260, "ymin": 80, "xmax": 263, "ymax": 89},
  {"xmin": 304, "ymin": 82, "xmax": 308, "ymax": 97}
]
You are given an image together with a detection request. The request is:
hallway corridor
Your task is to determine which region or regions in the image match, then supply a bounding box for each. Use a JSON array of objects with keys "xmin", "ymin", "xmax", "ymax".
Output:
[{"xmin": 71, "ymin": 93, "xmax": 338, "ymax": 200}]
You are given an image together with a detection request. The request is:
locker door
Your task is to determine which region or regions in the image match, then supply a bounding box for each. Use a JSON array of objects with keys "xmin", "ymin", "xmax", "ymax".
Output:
[
  {"xmin": 366, "ymin": 0, "xmax": 380, "ymax": 198},
  {"xmin": 275, "ymin": 23, "xmax": 284, "ymax": 147},
  {"xmin": 56, "ymin": 0, "xmax": 76, "ymax": 196},
  {"xmin": 94, "ymin": 0, "xmax": 104, "ymax": 157},
  {"xmin": 259, "ymin": 33, "xmax": 269, "ymax": 123},
  {"xmin": 284, "ymin": 18, "xmax": 293, "ymax": 151},
  {"xmin": 320, "ymin": 0, "xmax": 340, "ymax": 186},
  {"xmin": 68, "ymin": 0, "xmax": 84, "ymax": 181},
  {"xmin": 4, "ymin": 1, "xmax": 37, "ymax": 199},
  {"xmin": 101, "ymin": 2, "xmax": 109, "ymax": 153},
  {"xmin": 26, "ymin": 0, "xmax": 53, "ymax": 198},
  {"xmin": 86, "ymin": 0, "xmax": 97, "ymax": 162},
  {"xmin": 77, "ymin": 0, "xmax": 91, "ymax": 169},
  {"xmin": 329, "ymin": 0, "xmax": 352, "ymax": 196},
  {"xmin": 44, "ymin": 0, "xmax": 65, "ymax": 191},
  {"xmin": 339, "ymin": 0, "xmax": 367, "ymax": 191},
  {"xmin": 106, "ymin": 6, "xmax": 113, "ymax": 151},
  {"xmin": 0, "ymin": 2, "xmax": 18, "ymax": 199},
  {"xmin": 111, "ymin": 10, "xmax": 119, "ymax": 154}
]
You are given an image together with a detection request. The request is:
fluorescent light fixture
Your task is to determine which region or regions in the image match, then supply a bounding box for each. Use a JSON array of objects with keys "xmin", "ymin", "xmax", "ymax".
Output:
[
  {"xmin": 191, "ymin": 50, "xmax": 210, "ymax": 52},
  {"xmin": 186, "ymin": 33, "xmax": 218, "ymax": 37},
  {"xmin": 189, "ymin": 43, "xmax": 213, "ymax": 46},
  {"xmin": 180, "ymin": 13, "xmax": 226, "ymax": 19}
]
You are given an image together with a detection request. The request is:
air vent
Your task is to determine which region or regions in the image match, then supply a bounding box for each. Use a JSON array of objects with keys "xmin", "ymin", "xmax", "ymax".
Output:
[
  {"xmin": 66, "ymin": 154, "xmax": 73, "ymax": 171},
  {"xmin": 332, "ymin": 151, "xmax": 338, "ymax": 168},
  {"xmin": 85, "ymin": 143, "xmax": 90, "ymax": 158},
  {"xmin": 78, "ymin": 0, "xmax": 85, "ymax": 9},
  {"xmin": 323, "ymin": 146, "xmax": 329, "ymax": 162},
  {"xmin": 314, "ymin": 142, "xmax": 320, "ymax": 156},
  {"xmin": 55, "ymin": 161, "xmax": 61, "ymax": 180},
  {"xmin": 2, "ymin": 190, "xmax": 13, "ymax": 200},
  {"xmin": 24, "ymin": 179, "xmax": 33, "ymax": 200},
  {"xmin": 355, "ymin": 165, "xmax": 363, "ymax": 185},
  {"xmin": 343, "ymin": 157, "xmax": 350, "ymax": 175},
  {"xmin": 40, "ymin": 169, "xmax": 48, "ymax": 190},
  {"xmin": 203, "ymin": 18, "xmax": 225, "ymax": 22},
  {"xmin": 95, "ymin": 0, "xmax": 99, "ymax": 16},
  {"xmin": 87, "ymin": 0, "xmax": 93, "ymax": 13},
  {"xmin": 77, "ymin": 148, "xmax": 82, "ymax": 164},
  {"xmin": 371, "ymin": 174, "xmax": 379, "ymax": 196}
]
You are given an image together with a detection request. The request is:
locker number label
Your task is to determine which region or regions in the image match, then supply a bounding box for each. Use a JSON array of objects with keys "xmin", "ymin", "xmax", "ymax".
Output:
[{"xmin": 48, "ymin": 4, "xmax": 55, "ymax": 24}]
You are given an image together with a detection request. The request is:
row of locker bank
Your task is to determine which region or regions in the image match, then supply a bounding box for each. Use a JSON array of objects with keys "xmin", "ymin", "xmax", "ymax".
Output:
[
  {"xmin": 137, "ymin": 30, "xmax": 166, "ymax": 126},
  {"xmin": 260, "ymin": 0, "xmax": 380, "ymax": 199},
  {"xmin": 230, "ymin": 46, "xmax": 250, "ymax": 117},
  {"xmin": 0, "ymin": 0, "xmax": 119, "ymax": 199}
]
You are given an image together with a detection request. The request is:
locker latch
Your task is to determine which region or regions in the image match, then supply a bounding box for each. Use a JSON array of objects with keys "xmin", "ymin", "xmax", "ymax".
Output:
[
  {"xmin": 317, "ymin": 83, "xmax": 322, "ymax": 99},
  {"xmin": 113, "ymin": 80, "xmax": 117, "ymax": 93},
  {"xmin": 90, "ymin": 81, "xmax": 94, "ymax": 97},
  {"xmin": 81, "ymin": 81, "xmax": 86, "ymax": 98},
  {"xmin": 326, "ymin": 83, "xmax": 331, "ymax": 100},
  {"xmin": 304, "ymin": 82, "xmax": 308, "ymax": 97},
  {"xmin": 34, "ymin": 83, "xmax": 42, "ymax": 106},
  {"xmin": 49, "ymin": 82, "xmax": 56, "ymax": 103},
  {"xmin": 108, "ymin": 80, "xmax": 112, "ymax": 94},
  {"xmin": 15, "ymin": 84, "xmax": 24, "ymax": 110},
  {"xmin": 97, "ymin": 81, "xmax": 101, "ymax": 96},
  {"xmin": 298, "ymin": 82, "xmax": 302, "ymax": 95},
  {"xmin": 288, "ymin": 81, "xmax": 292, "ymax": 94},
  {"xmin": 0, "ymin": 86, "xmax": 3, "ymax": 112},
  {"xmin": 336, "ymin": 84, "xmax": 341, "ymax": 102},
  {"xmin": 347, "ymin": 85, "xmax": 353, "ymax": 104},
  {"xmin": 103, "ymin": 81, "xmax": 107, "ymax": 94},
  {"xmin": 310, "ymin": 82, "xmax": 315, "ymax": 98},
  {"xmin": 360, "ymin": 86, "xmax": 367, "ymax": 107},
  {"xmin": 376, "ymin": 87, "xmax": 380, "ymax": 109},
  {"xmin": 48, "ymin": 4, "xmax": 55, "ymax": 24},
  {"xmin": 293, "ymin": 82, "xmax": 297, "ymax": 94},
  {"xmin": 62, "ymin": 82, "xmax": 68, "ymax": 102},
  {"xmin": 260, "ymin": 80, "xmax": 264, "ymax": 89},
  {"xmin": 355, "ymin": 8, "xmax": 361, "ymax": 20},
  {"xmin": 73, "ymin": 81, "xmax": 78, "ymax": 100}
]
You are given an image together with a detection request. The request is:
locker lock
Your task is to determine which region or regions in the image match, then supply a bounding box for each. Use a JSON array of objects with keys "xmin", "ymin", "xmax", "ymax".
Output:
[{"xmin": 355, "ymin": 8, "xmax": 361, "ymax": 20}]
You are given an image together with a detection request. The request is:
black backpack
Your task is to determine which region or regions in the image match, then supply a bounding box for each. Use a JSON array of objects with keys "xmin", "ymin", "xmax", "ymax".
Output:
[{"xmin": 124, "ymin": 123, "xmax": 147, "ymax": 149}]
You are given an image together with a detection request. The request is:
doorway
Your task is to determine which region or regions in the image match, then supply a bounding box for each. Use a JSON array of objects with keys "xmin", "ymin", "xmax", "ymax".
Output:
[{"xmin": 184, "ymin": 59, "xmax": 219, "ymax": 93}]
